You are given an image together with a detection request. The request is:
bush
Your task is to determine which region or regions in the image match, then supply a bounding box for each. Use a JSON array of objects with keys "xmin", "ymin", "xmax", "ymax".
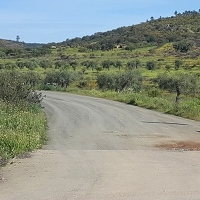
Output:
[
  {"xmin": 173, "ymin": 40, "xmax": 194, "ymax": 52},
  {"xmin": 97, "ymin": 73, "xmax": 116, "ymax": 90},
  {"xmin": 115, "ymin": 71, "xmax": 143, "ymax": 92},
  {"xmin": 39, "ymin": 59, "xmax": 52, "ymax": 69},
  {"xmin": 146, "ymin": 61, "xmax": 156, "ymax": 70},
  {"xmin": 0, "ymin": 71, "xmax": 42, "ymax": 106}
]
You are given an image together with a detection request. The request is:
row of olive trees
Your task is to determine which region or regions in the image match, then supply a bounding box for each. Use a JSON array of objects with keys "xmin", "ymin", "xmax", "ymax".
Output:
[
  {"xmin": 0, "ymin": 70, "xmax": 82, "ymax": 104},
  {"xmin": 0, "ymin": 60, "xmax": 52, "ymax": 70},
  {"xmin": 0, "ymin": 58, "xmax": 189, "ymax": 72},
  {"xmin": 1, "ymin": 69, "xmax": 198, "ymax": 108},
  {"xmin": 0, "ymin": 70, "xmax": 83, "ymax": 105}
]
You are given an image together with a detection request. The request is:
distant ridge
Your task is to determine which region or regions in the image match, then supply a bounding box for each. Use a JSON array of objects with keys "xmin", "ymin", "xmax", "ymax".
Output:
[
  {"xmin": 0, "ymin": 39, "xmax": 24, "ymax": 49},
  {"xmin": 0, "ymin": 38, "xmax": 44, "ymax": 49}
]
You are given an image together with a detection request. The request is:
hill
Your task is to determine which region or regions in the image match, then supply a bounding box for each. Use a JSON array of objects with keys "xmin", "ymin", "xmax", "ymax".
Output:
[
  {"xmin": 0, "ymin": 38, "xmax": 44, "ymax": 49},
  {"xmin": 0, "ymin": 39, "xmax": 24, "ymax": 49},
  {"xmin": 0, "ymin": 38, "xmax": 48, "ymax": 59},
  {"xmin": 56, "ymin": 10, "xmax": 200, "ymax": 52}
]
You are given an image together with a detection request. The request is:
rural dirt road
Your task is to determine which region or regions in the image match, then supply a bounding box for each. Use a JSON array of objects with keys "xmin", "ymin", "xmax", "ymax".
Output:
[{"xmin": 1, "ymin": 91, "xmax": 200, "ymax": 200}]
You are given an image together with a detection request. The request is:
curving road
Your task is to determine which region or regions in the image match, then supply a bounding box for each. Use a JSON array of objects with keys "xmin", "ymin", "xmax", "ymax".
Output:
[{"xmin": 1, "ymin": 91, "xmax": 200, "ymax": 200}]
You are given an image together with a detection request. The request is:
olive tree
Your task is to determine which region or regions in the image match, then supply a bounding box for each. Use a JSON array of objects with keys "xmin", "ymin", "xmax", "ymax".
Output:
[
  {"xmin": 97, "ymin": 71, "xmax": 142, "ymax": 92},
  {"xmin": 157, "ymin": 72, "xmax": 199, "ymax": 104}
]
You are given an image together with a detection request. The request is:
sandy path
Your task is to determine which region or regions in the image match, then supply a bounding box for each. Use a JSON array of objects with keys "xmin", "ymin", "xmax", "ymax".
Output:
[{"xmin": 1, "ymin": 91, "xmax": 200, "ymax": 200}]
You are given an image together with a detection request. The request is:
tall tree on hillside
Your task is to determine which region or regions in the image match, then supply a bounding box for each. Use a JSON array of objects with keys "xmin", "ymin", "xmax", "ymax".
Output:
[
  {"xmin": 174, "ymin": 60, "xmax": 183, "ymax": 70},
  {"xmin": 127, "ymin": 61, "xmax": 135, "ymax": 70},
  {"xmin": 146, "ymin": 61, "xmax": 156, "ymax": 70},
  {"xmin": 135, "ymin": 59, "xmax": 141, "ymax": 69},
  {"xmin": 16, "ymin": 35, "xmax": 20, "ymax": 42},
  {"xmin": 115, "ymin": 60, "xmax": 123, "ymax": 70},
  {"xmin": 150, "ymin": 16, "xmax": 154, "ymax": 21}
]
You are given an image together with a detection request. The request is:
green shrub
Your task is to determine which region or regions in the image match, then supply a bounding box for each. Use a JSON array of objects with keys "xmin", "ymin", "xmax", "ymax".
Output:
[
  {"xmin": 97, "ymin": 73, "xmax": 116, "ymax": 90},
  {"xmin": 146, "ymin": 61, "xmax": 156, "ymax": 70},
  {"xmin": 0, "ymin": 71, "xmax": 42, "ymax": 106},
  {"xmin": 0, "ymin": 102, "xmax": 46, "ymax": 165}
]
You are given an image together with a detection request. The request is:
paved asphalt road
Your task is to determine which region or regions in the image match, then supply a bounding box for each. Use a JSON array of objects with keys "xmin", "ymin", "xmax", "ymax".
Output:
[{"xmin": 1, "ymin": 91, "xmax": 200, "ymax": 200}]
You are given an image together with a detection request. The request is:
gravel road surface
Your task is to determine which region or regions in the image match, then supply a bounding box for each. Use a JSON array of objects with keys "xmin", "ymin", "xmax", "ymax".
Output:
[{"xmin": 1, "ymin": 91, "xmax": 200, "ymax": 200}]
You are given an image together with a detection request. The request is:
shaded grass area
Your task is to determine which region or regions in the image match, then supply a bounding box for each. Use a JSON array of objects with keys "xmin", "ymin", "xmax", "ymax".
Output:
[
  {"xmin": 67, "ymin": 88, "xmax": 200, "ymax": 121},
  {"xmin": 0, "ymin": 103, "xmax": 47, "ymax": 166}
]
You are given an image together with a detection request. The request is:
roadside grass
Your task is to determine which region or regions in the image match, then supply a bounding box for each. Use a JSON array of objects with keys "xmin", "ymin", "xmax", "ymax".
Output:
[
  {"xmin": 66, "ymin": 87, "xmax": 200, "ymax": 121},
  {"xmin": 0, "ymin": 102, "xmax": 47, "ymax": 166}
]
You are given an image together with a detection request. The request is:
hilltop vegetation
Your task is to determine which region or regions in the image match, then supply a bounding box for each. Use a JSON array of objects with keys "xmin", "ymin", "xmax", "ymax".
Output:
[{"xmin": 57, "ymin": 10, "xmax": 200, "ymax": 51}]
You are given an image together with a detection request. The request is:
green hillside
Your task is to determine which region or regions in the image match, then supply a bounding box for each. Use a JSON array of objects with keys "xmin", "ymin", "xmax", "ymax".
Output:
[{"xmin": 56, "ymin": 10, "xmax": 200, "ymax": 51}]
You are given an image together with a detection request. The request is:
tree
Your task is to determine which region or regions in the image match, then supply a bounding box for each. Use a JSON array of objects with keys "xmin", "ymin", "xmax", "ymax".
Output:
[
  {"xmin": 100, "ymin": 42, "xmax": 114, "ymax": 51},
  {"xmin": 40, "ymin": 59, "xmax": 52, "ymax": 69},
  {"xmin": 150, "ymin": 16, "xmax": 154, "ymax": 21},
  {"xmin": 87, "ymin": 60, "xmax": 97, "ymax": 71},
  {"xmin": 95, "ymin": 66, "xmax": 103, "ymax": 73},
  {"xmin": 54, "ymin": 60, "xmax": 67, "ymax": 69},
  {"xmin": 174, "ymin": 60, "xmax": 183, "ymax": 70},
  {"xmin": 45, "ymin": 71, "xmax": 81, "ymax": 88},
  {"xmin": 70, "ymin": 61, "xmax": 78, "ymax": 71},
  {"xmin": 174, "ymin": 11, "xmax": 178, "ymax": 16},
  {"xmin": 0, "ymin": 63, "xmax": 5, "ymax": 69},
  {"xmin": 114, "ymin": 71, "xmax": 143, "ymax": 92},
  {"xmin": 115, "ymin": 60, "xmax": 123, "ymax": 70},
  {"xmin": 135, "ymin": 59, "xmax": 141, "ymax": 69},
  {"xmin": 125, "ymin": 44, "xmax": 135, "ymax": 51},
  {"xmin": 81, "ymin": 60, "xmax": 90, "ymax": 69},
  {"xmin": 146, "ymin": 61, "xmax": 156, "ymax": 70},
  {"xmin": 126, "ymin": 61, "xmax": 135, "ymax": 70},
  {"xmin": 157, "ymin": 72, "xmax": 199, "ymax": 105},
  {"xmin": 102, "ymin": 60, "xmax": 112, "ymax": 70},
  {"xmin": 173, "ymin": 40, "xmax": 194, "ymax": 52},
  {"xmin": 97, "ymin": 71, "xmax": 142, "ymax": 92},
  {"xmin": 97, "ymin": 73, "xmax": 116, "ymax": 90},
  {"xmin": 16, "ymin": 35, "xmax": 20, "ymax": 42}
]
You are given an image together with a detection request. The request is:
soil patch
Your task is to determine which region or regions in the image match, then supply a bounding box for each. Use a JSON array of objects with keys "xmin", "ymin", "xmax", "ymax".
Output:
[{"xmin": 155, "ymin": 141, "xmax": 200, "ymax": 151}]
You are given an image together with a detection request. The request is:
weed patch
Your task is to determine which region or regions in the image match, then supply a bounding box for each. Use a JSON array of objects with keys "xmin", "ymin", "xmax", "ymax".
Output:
[
  {"xmin": 66, "ymin": 88, "xmax": 200, "ymax": 121},
  {"xmin": 0, "ymin": 102, "xmax": 47, "ymax": 166}
]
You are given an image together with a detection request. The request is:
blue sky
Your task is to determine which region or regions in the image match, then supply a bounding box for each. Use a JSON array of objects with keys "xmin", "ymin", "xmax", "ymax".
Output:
[{"xmin": 0, "ymin": 0, "xmax": 199, "ymax": 43}]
